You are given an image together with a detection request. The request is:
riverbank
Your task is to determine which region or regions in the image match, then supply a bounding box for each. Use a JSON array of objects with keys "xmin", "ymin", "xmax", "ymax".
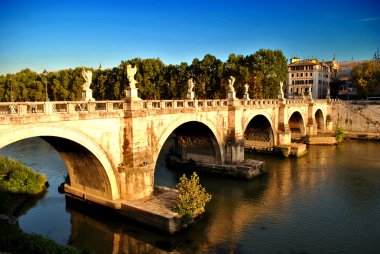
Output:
[
  {"xmin": 0, "ymin": 218, "xmax": 87, "ymax": 254},
  {"xmin": 0, "ymin": 156, "xmax": 47, "ymax": 216}
]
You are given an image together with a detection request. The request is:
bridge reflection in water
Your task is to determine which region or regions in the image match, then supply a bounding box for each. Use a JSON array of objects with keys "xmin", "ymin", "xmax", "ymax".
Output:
[
  {"xmin": 2, "ymin": 138, "xmax": 380, "ymax": 253},
  {"xmin": 66, "ymin": 145, "xmax": 337, "ymax": 254}
]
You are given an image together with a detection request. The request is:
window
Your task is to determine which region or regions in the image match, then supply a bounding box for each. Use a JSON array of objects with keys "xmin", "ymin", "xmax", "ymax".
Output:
[
  {"xmin": 296, "ymin": 73, "xmax": 299, "ymax": 77},
  {"xmin": 310, "ymin": 72, "xmax": 312, "ymax": 76},
  {"xmin": 301, "ymin": 73, "xmax": 303, "ymax": 77},
  {"xmin": 318, "ymin": 80, "xmax": 322, "ymax": 85},
  {"xmin": 306, "ymin": 73, "xmax": 308, "ymax": 77},
  {"xmin": 291, "ymin": 74, "xmax": 294, "ymax": 77}
]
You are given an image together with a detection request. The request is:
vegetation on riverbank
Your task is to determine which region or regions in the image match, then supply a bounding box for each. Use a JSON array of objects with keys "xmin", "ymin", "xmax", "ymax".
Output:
[
  {"xmin": 172, "ymin": 172, "xmax": 212, "ymax": 220},
  {"xmin": 335, "ymin": 128, "xmax": 345, "ymax": 142},
  {"xmin": 0, "ymin": 156, "xmax": 47, "ymax": 215},
  {"xmin": 0, "ymin": 220, "xmax": 88, "ymax": 254}
]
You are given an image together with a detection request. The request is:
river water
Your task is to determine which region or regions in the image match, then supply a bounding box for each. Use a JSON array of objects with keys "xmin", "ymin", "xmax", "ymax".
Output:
[{"xmin": 1, "ymin": 138, "xmax": 380, "ymax": 253}]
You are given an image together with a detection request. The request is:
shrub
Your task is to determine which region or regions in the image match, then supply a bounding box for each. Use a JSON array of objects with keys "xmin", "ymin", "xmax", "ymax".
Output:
[
  {"xmin": 0, "ymin": 156, "xmax": 47, "ymax": 214},
  {"xmin": 172, "ymin": 172, "xmax": 212, "ymax": 219},
  {"xmin": 335, "ymin": 127, "xmax": 345, "ymax": 142}
]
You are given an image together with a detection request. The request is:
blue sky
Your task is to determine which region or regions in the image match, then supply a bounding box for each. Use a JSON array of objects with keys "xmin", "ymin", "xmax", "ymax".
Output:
[{"xmin": 0, "ymin": 0, "xmax": 379, "ymax": 74}]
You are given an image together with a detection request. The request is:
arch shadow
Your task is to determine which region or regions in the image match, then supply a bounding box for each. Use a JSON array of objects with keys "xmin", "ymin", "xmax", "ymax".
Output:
[{"xmin": 0, "ymin": 125, "xmax": 119, "ymax": 200}]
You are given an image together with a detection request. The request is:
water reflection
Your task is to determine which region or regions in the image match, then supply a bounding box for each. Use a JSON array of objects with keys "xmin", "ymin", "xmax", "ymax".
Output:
[{"xmin": 1, "ymin": 138, "xmax": 380, "ymax": 253}]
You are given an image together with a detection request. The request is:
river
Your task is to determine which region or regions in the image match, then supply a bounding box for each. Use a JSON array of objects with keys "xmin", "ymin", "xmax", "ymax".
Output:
[{"xmin": 1, "ymin": 138, "xmax": 380, "ymax": 253}]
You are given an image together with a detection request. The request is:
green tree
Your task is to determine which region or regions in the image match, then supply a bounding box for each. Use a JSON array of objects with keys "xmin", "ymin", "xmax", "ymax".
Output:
[
  {"xmin": 351, "ymin": 61, "xmax": 380, "ymax": 99},
  {"xmin": 245, "ymin": 49, "xmax": 287, "ymax": 98},
  {"xmin": 172, "ymin": 172, "xmax": 212, "ymax": 219}
]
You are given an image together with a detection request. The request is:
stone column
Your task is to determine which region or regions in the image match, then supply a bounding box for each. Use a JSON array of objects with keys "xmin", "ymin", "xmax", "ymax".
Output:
[
  {"xmin": 225, "ymin": 106, "xmax": 245, "ymax": 163},
  {"xmin": 277, "ymin": 102, "xmax": 292, "ymax": 145}
]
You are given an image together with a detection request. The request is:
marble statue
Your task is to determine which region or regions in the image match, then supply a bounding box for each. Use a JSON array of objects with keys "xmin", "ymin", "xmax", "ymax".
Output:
[
  {"xmin": 127, "ymin": 64, "xmax": 138, "ymax": 89},
  {"xmin": 244, "ymin": 83, "xmax": 249, "ymax": 94},
  {"xmin": 279, "ymin": 81, "xmax": 284, "ymax": 98},
  {"xmin": 228, "ymin": 76, "xmax": 236, "ymax": 93},
  {"xmin": 81, "ymin": 67, "xmax": 92, "ymax": 90},
  {"xmin": 187, "ymin": 78, "xmax": 195, "ymax": 93}
]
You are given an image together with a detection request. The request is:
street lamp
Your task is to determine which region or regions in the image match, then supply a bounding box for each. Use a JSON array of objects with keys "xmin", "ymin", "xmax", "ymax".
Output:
[
  {"xmin": 10, "ymin": 77, "xmax": 14, "ymax": 102},
  {"xmin": 43, "ymin": 69, "xmax": 50, "ymax": 101}
]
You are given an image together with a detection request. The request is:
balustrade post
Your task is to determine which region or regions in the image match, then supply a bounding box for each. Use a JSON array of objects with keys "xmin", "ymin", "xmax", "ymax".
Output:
[
  {"xmin": 19, "ymin": 104, "xmax": 27, "ymax": 115},
  {"xmin": 68, "ymin": 103, "xmax": 76, "ymax": 113}
]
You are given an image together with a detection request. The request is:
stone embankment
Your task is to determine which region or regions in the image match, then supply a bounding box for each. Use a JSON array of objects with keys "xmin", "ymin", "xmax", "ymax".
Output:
[
  {"xmin": 64, "ymin": 184, "xmax": 188, "ymax": 234},
  {"xmin": 166, "ymin": 155, "xmax": 265, "ymax": 180},
  {"xmin": 331, "ymin": 101, "xmax": 380, "ymax": 139}
]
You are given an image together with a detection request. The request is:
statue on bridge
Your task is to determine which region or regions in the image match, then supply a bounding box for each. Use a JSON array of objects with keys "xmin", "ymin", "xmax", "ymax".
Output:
[
  {"xmin": 243, "ymin": 83, "xmax": 250, "ymax": 99},
  {"xmin": 125, "ymin": 64, "xmax": 140, "ymax": 100},
  {"xmin": 81, "ymin": 67, "xmax": 92, "ymax": 90},
  {"xmin": 81, "ymin": 67, "xmax": 94, "ymax": 101},
  {"xmin": 127, "ymin": 64, "xmax": 138, "ymax": 89},
  {"xmin": 278, "ymin": 81, "xmax": 284, "ymax": 100},
  {"xmin": 187, "ymin": 78, "xmax": 195, "ymax": 100},
  {"xmin": 228, "ymin": 76, "xmax": 236, "ymax": 93},
  {"xmin": 227, "ymin": 76, "xmax": 236, "ymax": 99}
]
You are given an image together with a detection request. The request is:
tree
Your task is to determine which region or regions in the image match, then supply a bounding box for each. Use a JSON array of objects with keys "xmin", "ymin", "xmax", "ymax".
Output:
[
  {"xmin": 351, "ymin": 61, "xmax": 380, "ymax": 99},
  {"xmin": 172, "ymin": 172, "xmax": 212, "ymax": 219},
  {"xmin": 245, "ymin": 49, "xmax": 287, "ymax": 98}
]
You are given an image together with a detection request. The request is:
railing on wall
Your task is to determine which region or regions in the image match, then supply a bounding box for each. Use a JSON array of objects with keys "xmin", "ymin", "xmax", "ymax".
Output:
[
  {"xmin": 0, "ymin": 101, "xmax": 125, "ymax": 116},
  {"xmin": 0, "ymin": 98, "xmax": 333, "ymax": 116}
]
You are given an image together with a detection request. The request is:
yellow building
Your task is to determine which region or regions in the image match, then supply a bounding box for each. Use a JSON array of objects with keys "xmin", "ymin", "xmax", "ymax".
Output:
[{"xmin": 286, "ymin": 57, "xmax": 338, "ymax": 99}]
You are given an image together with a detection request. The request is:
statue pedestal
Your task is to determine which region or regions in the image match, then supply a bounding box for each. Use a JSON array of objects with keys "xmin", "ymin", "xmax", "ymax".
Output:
[
  {"xmin": 243, "ymin": 93, "xmax": 250, "ymax": 100},
  {"xmin": 81, "ymin": 89, "xmax": 94, "ymax": 101},
  {"xmin": 187, "ymin": 92, "xmax": 195, "ymax": 100},
  {"xmin": 227, "ymin": 91, "xmax": 236, "ymax": 99},
  {"xmin": 125, "ymin": 87, "xmax": 140, "ymax": 99}
]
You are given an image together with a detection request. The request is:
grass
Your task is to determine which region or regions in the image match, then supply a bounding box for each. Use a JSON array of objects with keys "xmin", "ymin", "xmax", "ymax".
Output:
[
  {"xmin": 0, "ymin": 220, "xmax": 88, "ymax": 254},
  {"xmin": 0, "ymin": 156, "xmax": 47, "ymax": 215}
]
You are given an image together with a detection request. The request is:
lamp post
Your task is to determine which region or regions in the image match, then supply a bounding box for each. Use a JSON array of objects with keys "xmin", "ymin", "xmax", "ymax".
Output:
[
  {"xmin": 10, "ymin": 77, "xmax": 14, "ymax": 102},
  {"xmin": 43, "ymin": 69, "xmax": 50, "ymax": 101}
]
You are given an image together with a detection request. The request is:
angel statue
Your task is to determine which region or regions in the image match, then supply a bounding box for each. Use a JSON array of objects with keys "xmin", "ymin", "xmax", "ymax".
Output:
[
  {"xmin": 244, "ymin": 83, "xmax": 249, "ymax": 94},
  {"xmin": 228, "ymin": 76, "xmax": 236, "ymax": 93},
  {"xmin": 81, "ymin": 67, "xmax": 92, "ymax": 90},
  {"xmin": 187, "ymin": 78, "xmax": 195, "ymax": 93},
  {"xmin": 127, "ymin": 64, "xmax": 138, "ymax": 89}
]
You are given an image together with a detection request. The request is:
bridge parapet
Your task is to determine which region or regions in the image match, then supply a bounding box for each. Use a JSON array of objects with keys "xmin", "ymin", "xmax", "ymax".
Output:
[{"xmin": 0, "ymin": 101, "xmax": 125, "ymax": 116}]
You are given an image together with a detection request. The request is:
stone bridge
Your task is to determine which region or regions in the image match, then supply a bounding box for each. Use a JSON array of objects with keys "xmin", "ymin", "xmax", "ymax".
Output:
[{"xmin": 0, "ymin": 98, "xmax": 335, "ymax": 207}]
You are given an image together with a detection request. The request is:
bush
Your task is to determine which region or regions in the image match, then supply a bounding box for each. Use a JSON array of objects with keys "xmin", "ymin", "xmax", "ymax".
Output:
[
  {"xmin": 0, "ymin": 156, "xmax": 47, "ymax": 195},
  {"xmin": 335, "ymin": 127, "xmax": 345, "ymax": 142},
  {"xmin": 0, "ymin": 156, "xmax": 47, "ymax": 214},
  {"xmin": 0, "ymin": 220, "xmax": 87, "ymax": 254},
  {"xmin": 172, "ymin": 172, "xmax": 212, "ymax": 219}
]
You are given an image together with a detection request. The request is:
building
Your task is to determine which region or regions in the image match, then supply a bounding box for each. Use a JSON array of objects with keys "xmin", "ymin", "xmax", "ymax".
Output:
[{"xmin": 286, "ymin": 57, "xmax": 338, "ymax": 99}]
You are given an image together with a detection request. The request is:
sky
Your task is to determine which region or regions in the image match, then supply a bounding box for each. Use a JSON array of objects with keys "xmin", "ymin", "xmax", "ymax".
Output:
[{"xmin": 0, "ymin": 0, "xmax": 379, "ymax": 74}]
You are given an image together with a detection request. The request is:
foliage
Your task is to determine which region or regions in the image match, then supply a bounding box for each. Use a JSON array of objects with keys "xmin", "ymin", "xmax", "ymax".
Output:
[
  {"xmin": 0, "ymin": 49, "xmax": 288, "ymax": 101},
  {"xmin": 351, "ymin": 61, "xmax": 380, "ymax": 99},
  {"xmin": 172, "ymin": 172, "xmax": 211, "ymax": 219},
  {"xmin": 335, "ymin": 128, "xmax": 345, "ymax": 142},
  {"xmin": 0, "ymin": 220, "xmax": 88, "ymax": 254},
  {"xmin": 0, "ymin": 156, "xmax": 47, "ymax": 214}
]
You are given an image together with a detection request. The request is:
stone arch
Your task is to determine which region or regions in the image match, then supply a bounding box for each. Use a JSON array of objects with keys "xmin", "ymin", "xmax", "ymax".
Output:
[
  {"xmin": 0, "ymin": 125, "xmax": 119, "ymax": 200},
  {"xmin": 314, "ymin": 109, "xmax": 325, "ymax": 131},
  {"xmin": 243, "ymin": 111, "xmax": 277, "ymax": 146},
  {"xmin": 154, "ymin": 115, "xmax": 223, "ymax": 165},
  {"xmin": 288, "ymin": 111, "xmax": 306, "ymax": 139},
  {"xmin": 243, "ymin": 114, "xmax": 276, "ymax": 149}
]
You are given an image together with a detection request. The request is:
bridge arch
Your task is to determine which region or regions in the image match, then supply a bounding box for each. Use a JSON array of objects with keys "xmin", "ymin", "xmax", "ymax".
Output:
[
  {"xmin": 0, "ymin": 125, "xmax": 119, "ymax": 200},
  {"xmin": 314, "ymin": 108, "xmax": 325, "ymax": 131},
  {"xmin": 288, "ymin": 111, "xmax": 306, "ymax": 139},
  {"xmin": 154, "ymin": 115, "xmax": 223, "ymax": 166},
  {"xmin": 243, "ymin": 113, "xmax": 276, "ymax": 148}
]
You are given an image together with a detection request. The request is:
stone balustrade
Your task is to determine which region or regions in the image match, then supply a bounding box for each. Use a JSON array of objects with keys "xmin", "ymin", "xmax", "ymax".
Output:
[{"xmin": 0, "ymin": 98, "xmax": 332, "ymax": 117}]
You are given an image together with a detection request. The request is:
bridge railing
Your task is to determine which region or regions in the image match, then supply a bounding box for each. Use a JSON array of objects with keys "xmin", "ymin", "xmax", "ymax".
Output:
[
  {"xmin": 0, "ymin": 101, "xmax": 125, "ymax": 116},
  {"xmin": 142, "ymin": 99, "xmax": 229, "ymax": 110}
]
